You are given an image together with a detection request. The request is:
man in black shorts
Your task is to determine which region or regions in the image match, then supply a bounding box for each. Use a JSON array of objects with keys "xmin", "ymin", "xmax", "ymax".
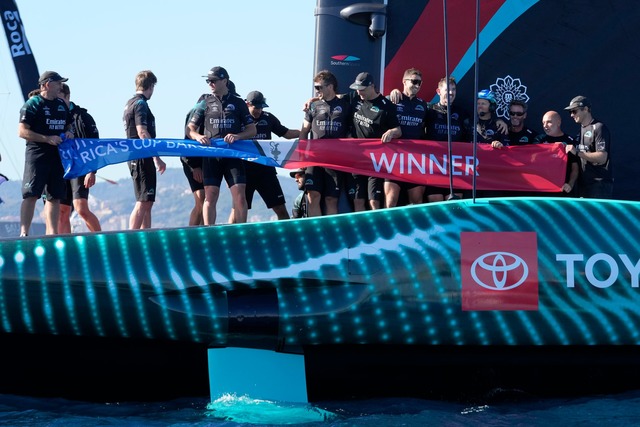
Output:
[
  {"xmin": 384, "ymin": 67, "xmax": 428, "ymax": 208},
  {"xmin": 187, "ymin": 66, "xmax": 256, "ymax": 224},
  {"xmin": 18, "ymin": 71, "xmax": 74, "ymax": 236},
  {"xmin": 424, "ymin": 76, "xmax": 472, "ymax": 201},
  {"xmin": 300, "ymin": 70, "xmax": 352, "ymax": 217},
  {"xmin": 181, "ymin": 93, "xmax": 209, "ymax": 226},
  {"xmin": 123, "ymin": 70, "xmax": 166, "ymax": 229},
  {"xmin": 348, "ymin": 71, "xmax": 402, "ymax": 211},
  {"xmin": 58, "ymin": 83, "xmax": 101, "ymax": 233},
  {"xmin": 563, "ymin": 95, "xmax": 613, "ymax": 198},
  {"xmin": 229, "ymin": 90, "xmax": 299, "ymax": 222}
]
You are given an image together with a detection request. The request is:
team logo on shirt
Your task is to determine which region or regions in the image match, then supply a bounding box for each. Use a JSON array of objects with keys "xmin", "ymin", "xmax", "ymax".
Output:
[{"xmin": 369, "ymin": 106, "xmax": 380, "ymax": 113}]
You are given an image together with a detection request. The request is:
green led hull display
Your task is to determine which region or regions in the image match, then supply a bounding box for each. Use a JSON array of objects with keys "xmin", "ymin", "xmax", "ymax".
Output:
[{"xmin": 1, "ymin": 197, "xmax": 638, "ymax": 351}]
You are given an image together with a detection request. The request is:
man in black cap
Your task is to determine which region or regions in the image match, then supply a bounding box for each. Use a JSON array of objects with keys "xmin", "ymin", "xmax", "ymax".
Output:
[
  {"xmin": 187, "ymin": 66, "xmax": 256, "ymax": 225},
  {"xmin": 563, "ymin": 95, "xmax": 613, "ymax": 198},
  {"xmin": 348, "ymin": 71, "xmax": 402, "ymax": 210},
  {"xmin": 289, "ymin": 168, "xmax": 308, "ymax": 218},
  {"xmin": 228, "ymin": 90, "xmax": 299, "ymax": 222},
  {"xmin": 18, "ymin": 71, "xmax": 74, "ymax": 236}
]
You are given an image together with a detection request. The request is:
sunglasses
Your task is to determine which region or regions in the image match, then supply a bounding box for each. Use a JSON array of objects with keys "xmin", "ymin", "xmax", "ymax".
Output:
[
  {"xmin": 206, "ymin": 79, "xmax": 221, "ymax": 84},
  {"xmin": 406, "ymin": 79, "xmax": 422, "ymax": 85},
  {"xmin": 314, "ymin": 84, "xmax": 326, "ymax": 90},
  {"xmin": 570, "ymin": 109, "xmax": 581, "ymax": 115},
  {"xmin": 509, "ymin": 111, "xmax": 525, "ymax": 117}
]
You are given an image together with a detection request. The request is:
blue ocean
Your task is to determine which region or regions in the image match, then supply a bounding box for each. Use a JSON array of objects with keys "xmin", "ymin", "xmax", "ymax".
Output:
[{"xmin": 1, "ymin": 390, "xmax": 640, "ymax": 426}]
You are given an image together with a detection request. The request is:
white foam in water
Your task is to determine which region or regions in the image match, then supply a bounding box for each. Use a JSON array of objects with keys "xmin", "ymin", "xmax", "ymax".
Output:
[{"xmin": 205, "ymin": 393, "xmax": 338, "ymax": 424}]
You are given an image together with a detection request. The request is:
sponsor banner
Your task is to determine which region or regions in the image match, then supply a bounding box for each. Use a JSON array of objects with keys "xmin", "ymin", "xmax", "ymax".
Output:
[
  {"xmin": 461, "ymin": 232, "xmax": 539, "ymax": 311},
  {"xmin": 0, "ymin": 0, "xmax": 39, "ymax": 101},
  {"xmin": 59, "ymin": 137, "xmax": 566, "ymax": 191}
]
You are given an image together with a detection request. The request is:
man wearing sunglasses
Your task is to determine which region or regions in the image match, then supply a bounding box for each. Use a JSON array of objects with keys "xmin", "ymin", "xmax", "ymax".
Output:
[
  {"xmin": 187, "ymin": 66, "xmax": 257, "ymax": 224},
  {"xmin": 300, "ymin": 70, "xmax": 352, "ymax": 217},
  {"xmin": 504, "ymin": 100, "xmax": 539, "ymax": 146},
  {"xmin": 383, "ymin": 68, "xmax": 428, "ymax": 208},
  {"xmin": 563, "ymin": 96, "xmax": 613, "ymax": 199}
]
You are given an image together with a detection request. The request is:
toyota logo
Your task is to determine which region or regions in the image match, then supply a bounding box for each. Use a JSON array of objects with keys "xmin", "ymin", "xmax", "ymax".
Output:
[{"xmin": 470, "ymin": 251, "xmax": 529, "ymax": 291}]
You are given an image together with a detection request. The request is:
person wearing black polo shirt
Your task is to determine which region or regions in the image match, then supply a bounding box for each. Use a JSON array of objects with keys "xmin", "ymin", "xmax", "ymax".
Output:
[
  {"xmin": 384, "ymin": 67, "xmax": 428, "ymax": 208},
  {"xmin": 300, "ymin": 70, "xmax": 352, "ymax": 217},
  {"xmin": 535, "ymin": 110, "xmax": 579, "ymax": 197},
  {"xmin": 348, "ymin": 71, "xmax": 402, "ymax": 211},
  {"xmin": 229, "ymin": 90, "xmax": 299, "ymax": 221},
  {"xmin": 504, "ymin": 100, "xmax": 539, "ymax": 146},
  {"xmin": 187, "ymin": 66, "xmax": 257, "ymax": 224},
  {"xmin": 123, "ymin": 70, "xmax": 166, "ymax": 230},
  {"xmin": 563, "ymin": 95, "xmax": 613, "ymax": 199},
  {"xmin": 18, "ymin": 71, "xmax": 74, "ymax": 236}
]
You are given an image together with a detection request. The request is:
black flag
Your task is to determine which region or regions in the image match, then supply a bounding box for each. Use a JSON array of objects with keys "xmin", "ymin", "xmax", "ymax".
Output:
[{"xmin": 0, "ymin": 0, "xmax": 39, "ymax": 101}]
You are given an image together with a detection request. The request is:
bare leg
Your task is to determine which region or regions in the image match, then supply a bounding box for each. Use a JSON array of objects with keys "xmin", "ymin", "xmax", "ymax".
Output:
[
  {"xmin": 74, "ymin": 198, "xmax": 101, "ymax": 232},
  {"xmin": 229, "ymin": 184, "xmax": 248, "ymax": 223},
  {"xmin": 19, "ymin": 196, "xmax": 38, "ymax": 236},
  {"xmin": 408, "ymin": 186, "xmax": 426, "ymax": 205},
  {"xmin": 189, "ymin": 189, "xmax": 205, "ymax": 226},
  {"xmin": 271, "ymin": 204, "xmax": 290, "ymax": 220},
  {"xmin": 44, "ymin": 199, "xmax": 60, "ymax": 235},
  {"xmin": 58, "ymin": 204, "xmax": 72, "ymax": 234},
  {"xmin": 129, "ymin": 201, "xmax": 153, "ymax": 229},
  {"xmin": 384, "ymin": 181, "xmax": 401, "ymax": 208},
  {"xmin": 324, "ymin": 196, "xmax": 338, "ymax": 215},
  {"xmin": 203, "ymin": 185, "xmax": 220, "ymax": 225},
  {"xmin": 353, "ymin": 198, "xmax": 366, "ymax": 212},
  {"xmin": 307, "ymin": 190, "xmax": 323, "ymax": 217}
]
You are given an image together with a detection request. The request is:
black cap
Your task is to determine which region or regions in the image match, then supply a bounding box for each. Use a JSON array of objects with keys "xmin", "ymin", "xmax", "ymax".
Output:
[
  {"xmin": 246, "ymin": 90, "xmax": 269, "ymax": 108},
  {"xmin": 349, "ymin": 72, "xmax": 374, "ymax": 90},
  {"xmin": 289, "ymin": 168, "xmax": 306, "ymax": 178},
  {"xmin": 38, "ymin": 71, "xmax": 68, "ymax": 85},
  {"xmin": 564, "ymin": 95, "xmax": 591, "ymax": 110},
  {"xmin": 203, "ymin": 66, "xmax": 229, "ymax": 80}
]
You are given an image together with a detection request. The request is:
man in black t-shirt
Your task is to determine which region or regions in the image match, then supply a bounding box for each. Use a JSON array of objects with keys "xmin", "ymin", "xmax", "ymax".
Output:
[
  {"xmin": 504, "ymin": 100, "xmax": 539, "ymax": 146},
  {"xmin": 123, "ymin": 70, "xmax": 166, "ymax": 230},
  {"xmin": 563, "ymin": 96, "xmax": 613, "ymax": 199},
  {"xmin": 230, "ymin": 90, "xmax": 299, "ymax": 222},
  {"xmin": 187, "ymin": 66, "xmax": 257, "ymax": 224},
  {"xmin": 535, "ymin": 110, "xmax": 579, "ymax": 197},
  {"xmin": 19, "ymin": 71, "xmax": 73, "ymax": 236},
  {"xmin": 300, "ymin": 70, "xmax": 352, "ymax": 217},
  {"xmin": 384, "ymin": 67, "xmax": 428, "ymax": 208},
  {"xmin": 348, "ymin": 71, "xmax": 402, "ymax": 211}
]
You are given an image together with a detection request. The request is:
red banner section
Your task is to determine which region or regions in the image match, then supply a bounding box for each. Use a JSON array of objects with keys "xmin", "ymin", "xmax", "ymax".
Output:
[{"xmin": 285, "ymin": 139, "xmax": 566, "ymax": 192}]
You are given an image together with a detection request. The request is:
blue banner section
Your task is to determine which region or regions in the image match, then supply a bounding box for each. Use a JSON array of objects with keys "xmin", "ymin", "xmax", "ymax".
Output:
[{"xmin": 59, "ymin": 138, "xmax": 293, "ymax": 179}]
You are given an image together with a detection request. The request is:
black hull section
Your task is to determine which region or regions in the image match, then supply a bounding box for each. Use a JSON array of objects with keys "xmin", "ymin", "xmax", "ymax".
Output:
[
  {"xmin": 2, "ymin": 332, "xmax": 640, "ymax": 403},
  {"xmin": 305, "ymin": 345, "xmax": 640, "ymax": 403},
  {"xmin": 0, "ymin": 333, "xmax": 209, "ymax": 402}
]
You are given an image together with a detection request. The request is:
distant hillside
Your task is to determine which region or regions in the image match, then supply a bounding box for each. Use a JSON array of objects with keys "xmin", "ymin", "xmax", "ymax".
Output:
[{"xmin": 0, "ymin": 167, "xmax": 301, "ymax": 235}]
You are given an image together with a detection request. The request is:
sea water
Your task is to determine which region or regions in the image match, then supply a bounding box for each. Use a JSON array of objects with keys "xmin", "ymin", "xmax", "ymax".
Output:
[{"xmin": 1, "ymin": 390, "xmax": 640, "ymax": 426}]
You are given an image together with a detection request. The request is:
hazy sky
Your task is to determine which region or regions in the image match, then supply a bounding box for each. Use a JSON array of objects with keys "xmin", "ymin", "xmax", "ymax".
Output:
[{"xmin": 0, "ymin": 1, "xmax": 316, "ymax": 182}]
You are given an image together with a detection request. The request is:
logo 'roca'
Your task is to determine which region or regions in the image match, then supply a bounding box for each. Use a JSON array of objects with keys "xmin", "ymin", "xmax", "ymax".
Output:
[{"xmin": 470, "ymin": 251, "xmax": 529, "ymax": 291}]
